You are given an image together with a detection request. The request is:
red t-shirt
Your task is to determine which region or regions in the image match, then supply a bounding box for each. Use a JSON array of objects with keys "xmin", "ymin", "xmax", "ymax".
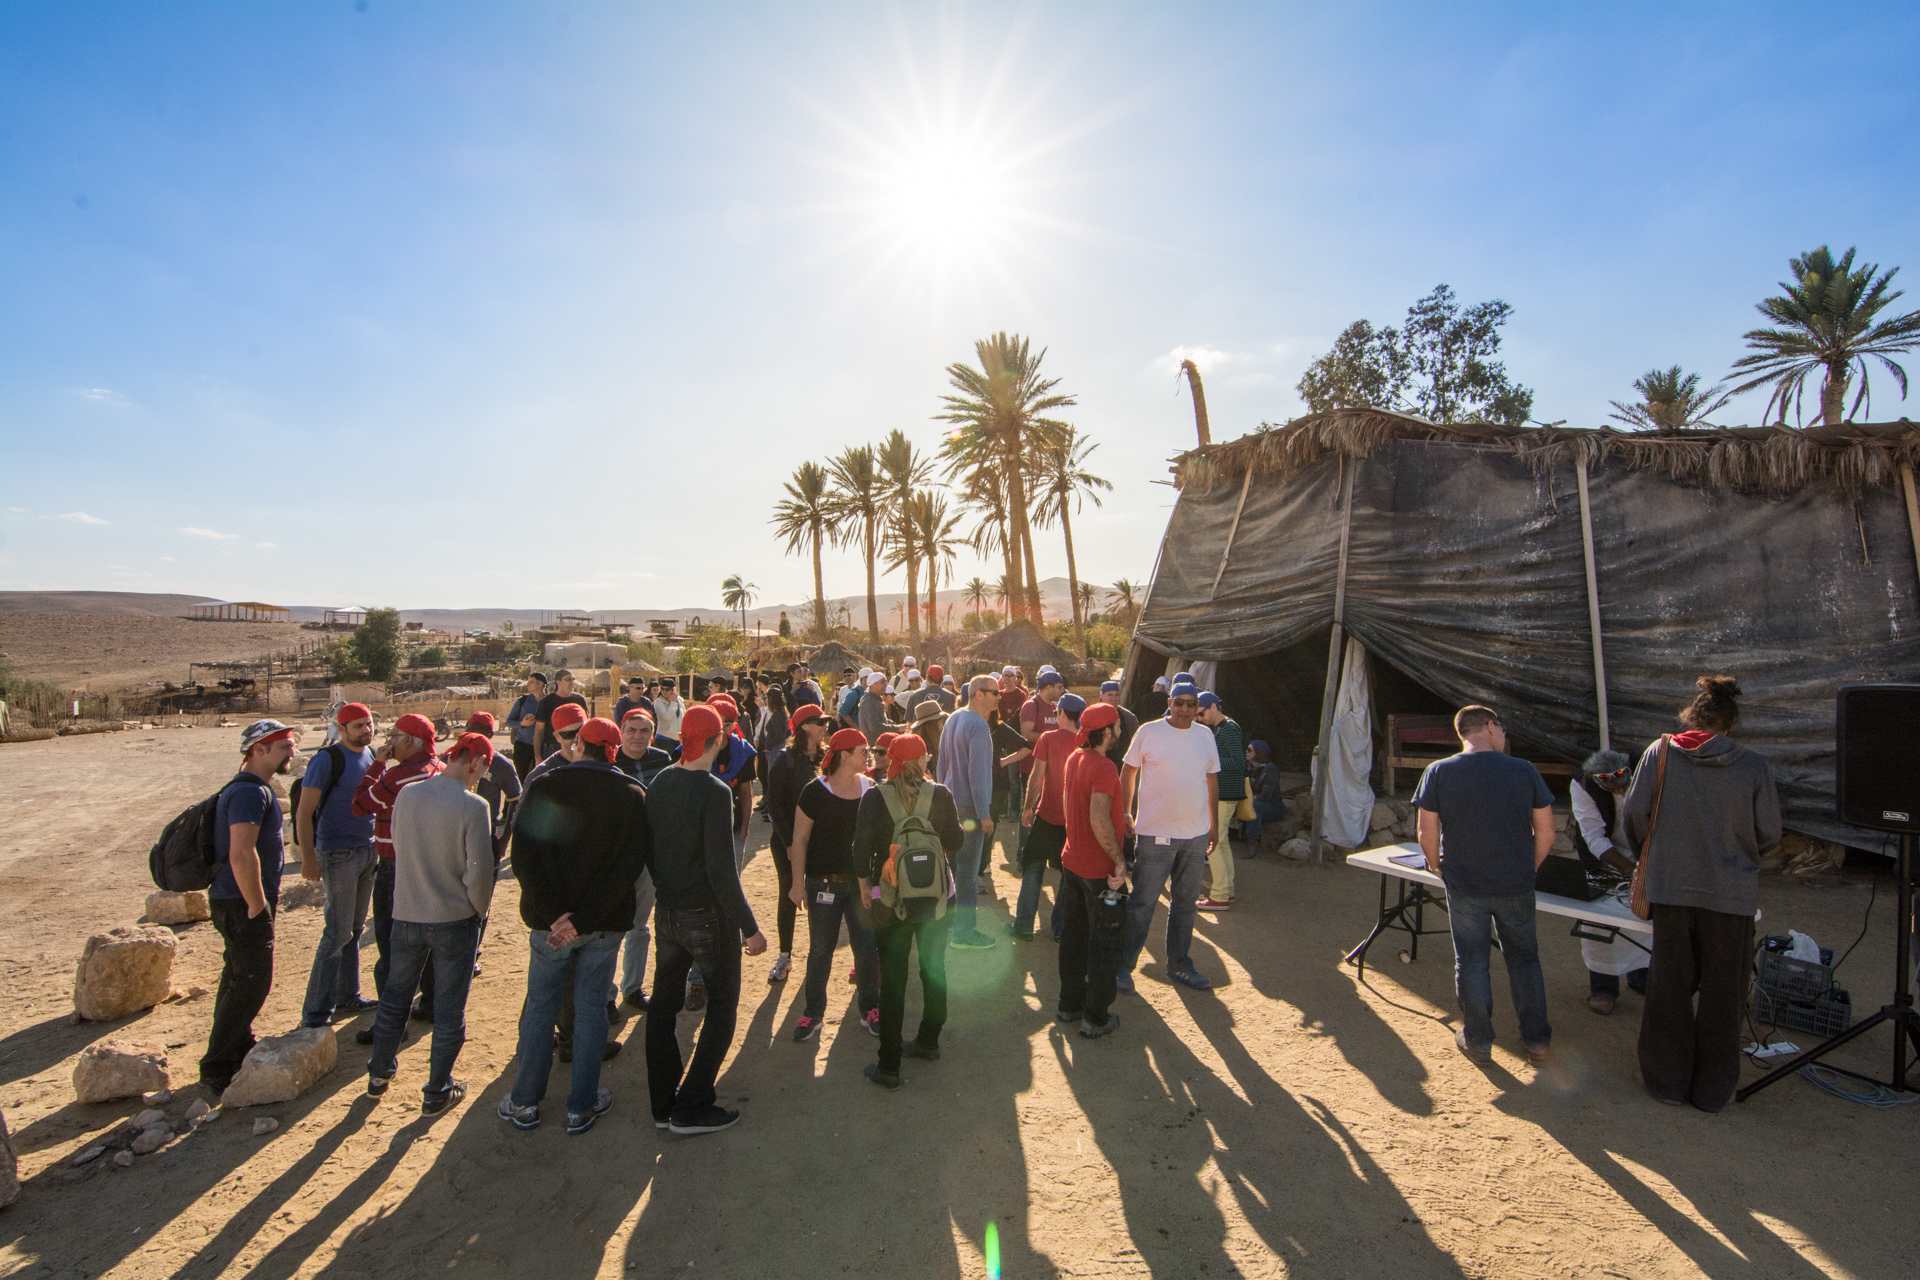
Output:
[
  {"xmin": 1018, "ymin": 693, "xmax": 1055, "ymax": 773},
  {"xmin": 1063, "ymin": 747, "xmax": 1128, "ymax": 879},
  {"xmin": 1030, "ymin": 727, "xmax": 1076, "ymax": 825}
]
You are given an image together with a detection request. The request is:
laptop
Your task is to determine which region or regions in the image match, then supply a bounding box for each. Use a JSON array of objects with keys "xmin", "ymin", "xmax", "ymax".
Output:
[{"xmin": 1535, "ymin": 855, "xmax": 1607, "ymax": 901}]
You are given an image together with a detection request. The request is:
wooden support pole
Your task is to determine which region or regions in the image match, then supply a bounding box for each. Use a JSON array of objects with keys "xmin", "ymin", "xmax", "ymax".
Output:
[
  {"xmin": 1901, "ymin": 462, "xmax": 1920, "ymax": 597},
  {"xmin": 1210, "ymin": 467, "xmax": 1255, "ymax": 599},
  {"xmin": 1574, "ymin": 456, "xmax": 1610, "ymax": 750},
  {"xmin": 1308, "ymin": 464, "xmax": 1357, "ymax": 866}
]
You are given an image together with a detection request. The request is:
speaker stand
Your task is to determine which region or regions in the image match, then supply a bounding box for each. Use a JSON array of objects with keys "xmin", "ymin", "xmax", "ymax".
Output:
[{"xmin": 1740, "ymin": 831, "xmax": 1920, "ymax": 1101}]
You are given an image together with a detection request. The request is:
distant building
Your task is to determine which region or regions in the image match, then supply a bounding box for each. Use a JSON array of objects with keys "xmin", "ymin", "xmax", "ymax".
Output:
[
  {"xmin": 188, "ymin": 601, "xmax": 290, "ymax": 623},
  {"xmin": 322, "ymin": 606, "xmax": 368, "ymax": 628}
]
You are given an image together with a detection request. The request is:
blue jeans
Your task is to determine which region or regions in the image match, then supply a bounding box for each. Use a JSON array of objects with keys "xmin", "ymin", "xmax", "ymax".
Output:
[
  {"xmin": 1447, "ymin": 890, "xmax": 1552, "ymax": 1049},
  {"xmin": 953, "ymin": 827, "xmax": 988, "ymax": 935},
  {"xmin": 1013, "ymin": 818, "xmax": 1067, "ymax": 938},
  {"xmin": 509, "ymin": 929, "xmax": 621, "ymax": 1115},
  {"xmin": 301, "ymin": 844, "xmax": 376, "ymax": 1024},
  {"xmin": 1241, "ymin": 797, "xmax": 1288, "ymax": 844},
  {"xmin": 1124, "ymin": 835, "xmax": 1208, "ymax": 973},
  {"xmin": 618, "ymin": 869, "xmax": 656, "ymax": 999},
  {"xmin": 368, "ymin": 916, "xmax": 481, "ymax": 1098}
]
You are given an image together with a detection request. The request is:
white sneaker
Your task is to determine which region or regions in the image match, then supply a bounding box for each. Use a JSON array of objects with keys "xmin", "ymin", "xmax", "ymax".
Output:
[{"xmin": 769, "ymin": 953, "xmax": 791, "ymax": 983}]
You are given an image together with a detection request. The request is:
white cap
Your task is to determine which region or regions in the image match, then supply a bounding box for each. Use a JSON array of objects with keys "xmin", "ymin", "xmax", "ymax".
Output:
[
  {"xmin": 902, "ymin": 655, "xmax": 917, "ymax": 667},
  {"xmin": 1002, "ymin": 665, "xmax": 1018, "ymax": 675},
  {"xmin": 867, "ymin": 671, "xmax": 886, "ymax": 688},
  {"xmin": 858, "ymin": 667, "xmax": 872, "ymax": 681},
  {"xmin": 1037, "ymin": 664, "xmax": 1058, "ymax": 677},
  {"xmin": 1153, "ymin": 675, "xmax": 1171, "ymax": 691}
]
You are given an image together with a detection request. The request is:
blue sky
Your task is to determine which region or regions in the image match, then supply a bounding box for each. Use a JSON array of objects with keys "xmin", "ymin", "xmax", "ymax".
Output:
[{"xmin": 3, "ymin": 2, "xmax": 1917, "ymax": 612}]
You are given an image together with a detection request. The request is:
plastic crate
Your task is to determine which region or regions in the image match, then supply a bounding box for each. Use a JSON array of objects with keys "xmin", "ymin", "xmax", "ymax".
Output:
[
  {"xmin": 1752, "ymin": 985, "xmax": 1853, "ymax": 1038},
  {"xmin": 1755, "ymin": 948, "xmax": 1835, "ymax": 1003}
]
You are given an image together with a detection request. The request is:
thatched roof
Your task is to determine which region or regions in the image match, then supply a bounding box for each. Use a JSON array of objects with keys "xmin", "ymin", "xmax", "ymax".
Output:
[
  {"xmin": 965, "ymin": 619, "xmax": 1079, "ymax": 669},
  {"xmin": 617, "ymin": 656, "xmax": 666, "ymax": 676},
  {"xmin": 1172, "ymin": 408, "xmax": 1920, "ymax": 499},
  {"xmin": 807, "ymin": 640, "xmax": 870, "ymax": 673}
]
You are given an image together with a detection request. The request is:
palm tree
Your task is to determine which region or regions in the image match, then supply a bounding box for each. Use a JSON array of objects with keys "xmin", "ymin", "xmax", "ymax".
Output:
[
  {"xmin": 938, "ymin": 333, "xmax": 1075, "ymax": 624},
  {"xmin": 720, "ymin": 574, "xmax": 757, "ymax": 634},
  {"xmin": 958, "ymin": 467, "xmax": 1018, "ymax": 610},
  {"xmin": 996, "ymin": 572, "xmax": 1018, "ymax": 619},
  {"xmin": 1076, "ymin": 581, "xmax": 1098, "ymax": 625},
  {"xmin": 1607, "ymin": 367, "xmax": 1734, "ymax": 431},
  {"xmin": 962, "ymin": 576, "xmax": 991, "ymax": 627},
  {"xmin": 1727, "ymin": 246, "xmax": 1920, "ymax": 425},
  {"xmin": 899, "ymin": 490, "xmax": 965, "ymax": 638},
  {"xmin": 876, "ymin": 429, "xmax": 933, "ymax": 649},
  {"xmin": 827, "ymin": 444, "xmax": 887, "ymax": 646},
  {"xmin": 770, "ymin": 462, "xmax": 833, "ymax": 639},
  {"xmin": 1029, "ymin": 428, "xmax": 1112, "ymax": 657},
  {"xmin": 1110, "ymin": 577, "xmax": 1140, "ymax": 626}
]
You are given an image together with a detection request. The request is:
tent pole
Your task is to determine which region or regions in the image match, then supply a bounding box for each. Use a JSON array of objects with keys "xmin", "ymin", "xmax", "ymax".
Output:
[
  {"xmin": 1901, "ymin": 463, "xmax": 1920, "ymax": 596},
  {"xmin": 1308, "ymin": 463, "xmax": 1357, "ymax": 866},
  {"xmin": 1574, "ymin": 455, "xmax": 1610, "ymax": 749},
  {"xmin": 1210, "ymin": 467, "xmax": 1255, "ymax": 598}
]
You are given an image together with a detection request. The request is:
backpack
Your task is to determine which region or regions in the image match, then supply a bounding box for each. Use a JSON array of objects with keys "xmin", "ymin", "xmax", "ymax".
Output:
[
  {"xmin": 286, "ymin": 743, "xmax": 348, "ymax": 849},
  {"xmin": 149, "ymin": 786, "xmax": 233, "ymax": 891},
  {"xmin": 877, "ymin": 780, "xmax": 948, "ymax": 922}
]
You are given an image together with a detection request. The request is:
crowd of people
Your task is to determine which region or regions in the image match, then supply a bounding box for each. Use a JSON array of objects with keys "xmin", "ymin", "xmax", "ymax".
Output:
[{"xmin": 193, "ymin": 656, "xmax": 1779, "ymax": 1132}]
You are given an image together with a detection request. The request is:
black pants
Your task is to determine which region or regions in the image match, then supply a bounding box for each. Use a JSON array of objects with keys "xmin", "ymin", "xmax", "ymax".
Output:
[
  {"xmin": 512, "ymin": 741, "xmax": 535, "ymax": 781},
  {"xmin": 770, "ymin": 840, "xmax": 797, "ymax": 954},
  {"xmin": 201, "ymin": 898, "xmax": 275, "ymax": 1089},
  {"xmin": 1590, "ymin": 967, "xmax": 1650, "ymax": 997},
  {"xmin": 1639, "ymin": 903, "xmax": 1753, "ymax": 1111},
  {"xmin": 802, "ymin": 876, "xmax": 879, "ymax": 1019},
  {"xmin": 876, "ymin": 913, "xmax": 950, "ymax": 1073},
  {"xmin": 1057, "ymin": 871, "xmax": 1121, "ymax": 1026},
  {"xmin": 646, "ymin": 906, "xmax": 743, "ymax": 1121}
]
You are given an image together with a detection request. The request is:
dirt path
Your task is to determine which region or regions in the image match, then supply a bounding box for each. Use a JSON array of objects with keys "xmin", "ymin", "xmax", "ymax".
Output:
[{"xmin": 0, "ymin": 728, "xmax": 1914, "ymax": 1278}]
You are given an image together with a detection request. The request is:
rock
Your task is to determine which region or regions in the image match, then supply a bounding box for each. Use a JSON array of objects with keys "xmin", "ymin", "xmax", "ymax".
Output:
[
  {"xmin": 1368, "ymin": 801, "xmax": 1396, "ymax": 832},
  {"xmin": 183, "ymin": 1098, "xmax": 213, "ymax": 1124},
  {"xmin": 145, "ymin": 1089, "xmax": 173, "ymax": 1106},
  {"xmin": 252, "ymin": 1117, "xmax": 279, "ymax": 1137},
  {"xmin": 1278, "ymin": 837, "xmax": 1313, "ymax": 862},
  {"xmin": 1, "ymin": 1112, "xmax": 17, "ymax": 1207},
  {"xmin": 1389, "ymin": 799, "xmax": 1414, "ymax": 821},
  {"xmin": 73, "ymin": 1042, "xmax": 171, "ymax": 1104},
  {"xmin": 142, "ymin": 890, "xmax": 210, "ymax": 926},
  {"xmin": 130, "ymin": 1108, "xmax": 167, "ymax": 1131},
  {"xmin": 130, "ymin": 1125, "xmax": 170, "ymax": 1156},
  {"xmin": 71, "ymin": 1143, "xmax": 108, "ymax": 1168},
  {"xmin": 277, "ymin": 880, "xmax": 324, "ymax": 912},
  {"xmin": 72, "ymin": 926, "xmax": 177, "ymax": 1022},
  {"xmin": 221, "ymin": 1027, "xmax": 336, "ymax": 1107},
  {"xmin": 112, "ymin": 1150, "xmax": 133, "ymax": 1169}
]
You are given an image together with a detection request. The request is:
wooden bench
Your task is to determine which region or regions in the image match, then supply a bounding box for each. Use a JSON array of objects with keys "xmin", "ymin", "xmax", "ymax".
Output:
[{"xmin": 1385, "ymin": 713, "xmax": 1574, "ymax": 796}]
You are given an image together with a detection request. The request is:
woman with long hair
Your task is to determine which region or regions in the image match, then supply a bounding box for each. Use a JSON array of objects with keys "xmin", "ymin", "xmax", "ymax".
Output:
[
  {"xmin": 762, "ymin": 702, "xmax": 826, "ymax": 984},
  {"xmin": 1623, "ymin": 674, "xmax": 1781, "ymax": 1113},
  {"xmin": 786, "ymin": 727, "xmax": 882, "ymax": 1041}
]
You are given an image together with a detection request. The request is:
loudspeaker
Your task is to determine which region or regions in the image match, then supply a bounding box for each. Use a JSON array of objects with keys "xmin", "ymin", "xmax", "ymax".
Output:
[{"xmin": 1836, "ymin": 683, "xmax": 1920, "ymax": 834}]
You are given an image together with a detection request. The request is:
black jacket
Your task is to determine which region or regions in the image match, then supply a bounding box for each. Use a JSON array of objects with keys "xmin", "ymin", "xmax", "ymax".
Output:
[
  {"xmin": 646, "ymin": 765, "xmax": 759, "ymax": 940},
  {"xmin": 511, "ymin": 759, "xmax": 650, "ymax": 935},
  {"xmin": 765, "ymin": 746, "xmax": 818, "ymax": 853}
]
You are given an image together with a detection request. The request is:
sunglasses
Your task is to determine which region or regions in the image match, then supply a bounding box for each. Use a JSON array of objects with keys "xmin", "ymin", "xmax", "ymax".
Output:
[{"xmin": 1594, "ymin": 767, "xmax": 1630, "ymax": 781}]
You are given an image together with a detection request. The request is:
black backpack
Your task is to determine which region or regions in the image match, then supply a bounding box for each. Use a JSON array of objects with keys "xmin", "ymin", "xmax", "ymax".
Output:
[
  {"xmin": 149, "ymin": 790, "xmax": 226, "ymax": 891},
  {"xmin": 286, "ymin": 743, "xmax": 348, "ymax": 849}
]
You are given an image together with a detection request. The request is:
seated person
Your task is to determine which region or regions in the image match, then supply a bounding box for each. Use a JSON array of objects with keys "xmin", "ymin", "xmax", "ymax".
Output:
[{"xmin": 1571, "ymin": 747, "xmax": 1648, "ymax": 1015}]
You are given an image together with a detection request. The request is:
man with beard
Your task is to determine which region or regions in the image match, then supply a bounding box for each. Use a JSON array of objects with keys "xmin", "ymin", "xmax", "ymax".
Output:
[{"xmin": 297, "ymin": 702, "xmax": 381, "ymax": 1029}]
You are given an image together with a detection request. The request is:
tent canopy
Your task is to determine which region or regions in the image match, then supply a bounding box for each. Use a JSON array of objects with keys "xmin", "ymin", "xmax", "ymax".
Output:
[{"xmin": 1129, "ymin": 409, "xmax": 1920, "ymax": 852}]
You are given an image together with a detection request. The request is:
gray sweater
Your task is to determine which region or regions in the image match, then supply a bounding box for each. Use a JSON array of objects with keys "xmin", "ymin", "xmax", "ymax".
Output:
[
  {"xmin": 390, "ymin": 772, "xmax": 497, "ymax": 923},
  {"xmin": 1622, "ymin": 734, "xmax": 1781, "ymax": 917}
]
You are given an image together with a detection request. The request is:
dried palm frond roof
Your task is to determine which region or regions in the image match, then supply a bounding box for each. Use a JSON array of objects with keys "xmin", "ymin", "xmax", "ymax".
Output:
[
  {"xmin": 964, "ymin": 619, "xmax": 1079, "ymax": 668},
  {"xmin": 1172, "ymin": 408, "xmax": 1920, "ymax": 498}
]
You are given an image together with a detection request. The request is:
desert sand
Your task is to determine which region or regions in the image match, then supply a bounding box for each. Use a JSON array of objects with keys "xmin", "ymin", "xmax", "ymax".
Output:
[{"xmin": 0, "ymin": 726, "xmax": 1914, "ymax": 1278}]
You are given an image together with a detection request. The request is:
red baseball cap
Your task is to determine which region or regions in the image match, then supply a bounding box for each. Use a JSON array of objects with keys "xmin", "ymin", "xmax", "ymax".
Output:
[
  {"xmin": 464, "ymin": 711, "xmax": 496, "ymax": 734},
  {"xmin": 579, "ymin": 716, "xmax": 622, "ymax": 760},
  {"xmin": 787, "ymin": 703, "xmax": 825, "ymax": 735},
  {"xmin": 873, "ymin": 731, "xmax": 898, "ymax": 759},
  {"xmin": 1077, "ymin": 701, "xmax": 1121, "ymax": 747},
  {"xmin": 621, "ymin": 705, "xmax": 655, "ymax": 726},
  {"xmin": 335, "ymin": 702, "xmax": 373, "ymax": 727},
  {"xmin": 451, "ymin": 730, "xmax": 495, "ymax": 763},
  {"xmin": 679, "ymin": 704, "xmax": 724, "ymax": 759},
  {"xmin": 827, "ymin": 726, "xmax": 868, "ymax": 755},
  {"xmin": 394, "ymin": 713, "xmax": 439, "ymax": 754},
  {"xmin": 885, "ymin": 732, "xmax": 927, "ymax": 777},
  {"xmin": 925, "ymin": 664, "xmax": 943, "ymax": 682},
  {"xmin": 708, "ymin": 694, "xmax": 739, "ymax": 724},
  {"xmin": 549, "ymin": 702, "xmax": 588, "ymax": 735}
]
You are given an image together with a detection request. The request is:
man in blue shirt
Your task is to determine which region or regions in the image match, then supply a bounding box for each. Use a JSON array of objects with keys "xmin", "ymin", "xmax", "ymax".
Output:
[
  {"xmin": 201, "ymin": 718, "xmax": 300, "ymax": 1096},
  {"xmin": 934, "ymin": 674, "xmax": 1002, "ymax": 950},
  {"xmin": 1413, "ymin": 704, "xmax": 1556, "ymax": 1065},
  {"xmin": 506, "ymin": 672, "xmax": 546, "ymax": 781},
  {"xmin": 297, "ymin": 703, "xmax": 380, "ymax": 1028}
]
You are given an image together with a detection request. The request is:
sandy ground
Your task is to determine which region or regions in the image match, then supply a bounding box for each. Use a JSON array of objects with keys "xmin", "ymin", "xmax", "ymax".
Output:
[
  {"xmin": 0, "ymin": 613, "xmax": 297, "ymax": 691},
  {"xmin": 1, "ymin": 726, "xmax": 1916, "ymax": 1279}
]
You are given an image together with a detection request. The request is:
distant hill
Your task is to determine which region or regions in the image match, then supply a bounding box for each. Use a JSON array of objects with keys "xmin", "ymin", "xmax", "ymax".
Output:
[{"xmin": 0, "ymin": 591, "xmax": 220, "ymax": 617}]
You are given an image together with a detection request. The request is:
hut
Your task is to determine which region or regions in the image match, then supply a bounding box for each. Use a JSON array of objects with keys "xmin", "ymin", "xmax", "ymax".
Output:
[
  {"xmin": 965, "ymin": 619, "xmax": 1080, "ymax": 675},
  {"xmin": 807, "ymin": 640, "xmax": 871, "ymax": 676},
  {"xmin": 1122, "ymin": 408, "xmax": 1920, "ymax": 854},
  {"xmin": 188, "ymin": 600, "xmax": 290, "ymax": 623}
]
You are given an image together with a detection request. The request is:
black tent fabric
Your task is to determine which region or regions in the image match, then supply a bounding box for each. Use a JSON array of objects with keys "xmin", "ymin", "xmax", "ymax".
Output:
[{"xmin": 1131, "ymin": 417, "xmax": 1920, "ymax": 853}]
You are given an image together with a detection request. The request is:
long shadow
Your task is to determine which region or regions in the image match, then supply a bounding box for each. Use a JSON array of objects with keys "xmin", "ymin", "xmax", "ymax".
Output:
[{"xmin": 0, "ymin": 1012, "xmax": 120, "ymax": 1091}]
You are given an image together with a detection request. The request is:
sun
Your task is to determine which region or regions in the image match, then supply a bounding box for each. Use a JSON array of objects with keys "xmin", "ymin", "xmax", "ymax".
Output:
[{"xmin": 865, "ymin": 124, "xmax": 1014, "ymax": 263}]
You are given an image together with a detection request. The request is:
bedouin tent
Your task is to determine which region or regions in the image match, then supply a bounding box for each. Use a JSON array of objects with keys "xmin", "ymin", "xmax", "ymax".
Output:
[{"xmin": 1120, "ymin": 408, "xmax": 1920, "ymax": 855}]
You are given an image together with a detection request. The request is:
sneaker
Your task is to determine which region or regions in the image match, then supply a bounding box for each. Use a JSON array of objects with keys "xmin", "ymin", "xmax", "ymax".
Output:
[
  {"xmin": 1007, "ymin": 925, "xmax": 1036, "ymax": 941},
  {"xmin": 652, "ymin": 1113, "xmax": 671, "ymax": 1131},
  {"xmin": 685, "ymin": 980, "xmax": 708, "ymax": 1013},
  {"xmin": 1056, "ymin": 1008, "xmax": 1084, "ymax": 1023},
  {"xmin": 622, "ymin": 990, "xmax": 650, "ymax": 1012},
  {"xmin": 1525, "ymin": 1041, "xmax": 1553, "ymax": 1065},
  {"xmin": 366, "ymin": 1073, "xmax": 391, "ymax": 1097},
  {"xmin": 863, "ymin": 1064, "xmax": 903, "ymax": 1091},
  {"xmin": 1080, "ymin": 1013, "xmax": 1120, "ymax": 1040},
  {"xmin": 421, "ymin": 1081, "xmax": 465, "ymax": 1116},
  {"xmin": 904, "ymin": 1041, "xmax": 940, "ymax": 1062},
  {"xmin": 769, "ymin": 953, "xmax": 791, "ymax": 983},
  {"xmin": 1586, "ymin": 993, "xmax": 1616, "ymax": 1016},
  {"xmin": 1168, "ymin": 966, "xmax": 1213, "ymax": 991},
  {"xmin": 1114, "ymin": 972, "xmax": 1135, "ymax": 996},
  {"xmin": 565, "ymin": 1088, "xmax": 614, "ymax": 1136},
  {"xmin": 792, "ymin": 1015, "xmax": 820, "ymax": 1043},
  {"xmin": 863, "ymin": 1009, "xmax": 881, "ymax": 1038},
  {"xmin": 668, "ymin": 1104, "xmax": 741, "ymax": 1135},
  {"xmin": 950, "ymin": 930, "xmax": 996, "ymax": 951},
  {"xmin": 1454, "ymin": 1027, "xmax": 1491, "ymax": 1065},
  {"xmin": 497, "ymin": 1097, "xmax": 540, "ymax": 1130},
  {"xmin": 1196, "ymin": 898, "xmax": 1232, "ymax": 911},
  {"xmin": 332, "ymin": 996, "xmax": 379, "ymax": 1017},
  {"xmin": 354, "ymin": 1027, "xmax": 376, "ymax": 1046}
]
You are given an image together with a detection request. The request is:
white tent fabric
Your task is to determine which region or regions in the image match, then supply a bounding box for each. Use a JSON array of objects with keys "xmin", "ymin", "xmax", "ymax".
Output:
[
  {"xmin": 1315, "ymin": 636, "xmax": 1376, "ymax": 848},
  {"xmin": 1184, "ymin": 660, "xmax": 1218, "ymax": 692}
]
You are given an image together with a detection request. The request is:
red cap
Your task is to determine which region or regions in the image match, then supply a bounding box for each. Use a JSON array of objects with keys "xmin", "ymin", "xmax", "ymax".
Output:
[
  {"xmin": 787, "ymin": 703, "xmax": 825, "ymax": 735},
  {"xmin": 679, "ymin": 704, "xmax": 724, "ymax": 759},
  {"xmin": 874, "ymin": 731, "xmax": 898, "ymax": 757},
  {"xmin": 450, "ymin": 730, "xmax": 495, "ymax": 763},
  {"xmin": 925, "ymin": 664, "xmax": 943, "ymax": 682},
  {"xmin": 394, "ymin": 713, "xmax": 439, "ymax": 754},
  {"xmin": 579, "ymin": 716, "xmax": 622, "ymax": 760},
  {"xmin": 884, "ymin": 732, "xmax": 928, "ymax": 778},
  {"xmin": 707, "ymin": 694, "xmax": 739, "ymax": 724},
  {"xmin": 335, "ymin": 702, "xmax": 372, "ymax": 727},
  {"xmin": 1077, "ymin": 701, "xmax": 1121, "ymax": 747},
  {"xmin": 464, "ymin": 711, "xmax": 496, "ymax": 734},
  {"xmin": 621, "ymin": 705, "xmax": 655, "ymax": 726},
  {"xmin": 827, "ymin": 726, "xmax": 868, "ymax": 755},
  {"xmin": 549, "ymin": 702, "xmax": 588, "ymax": 734}
]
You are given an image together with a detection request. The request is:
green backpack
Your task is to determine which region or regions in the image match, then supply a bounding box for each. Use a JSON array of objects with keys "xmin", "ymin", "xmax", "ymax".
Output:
[{"xmin": 878, "ymin": 780, "xmax": 948, "ymax": 922}]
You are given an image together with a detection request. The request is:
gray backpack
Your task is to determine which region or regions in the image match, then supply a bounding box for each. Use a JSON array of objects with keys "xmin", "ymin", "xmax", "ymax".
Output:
[{"xmin": 877, "ymin": 780, "xmax": 948, "ymax": 922}]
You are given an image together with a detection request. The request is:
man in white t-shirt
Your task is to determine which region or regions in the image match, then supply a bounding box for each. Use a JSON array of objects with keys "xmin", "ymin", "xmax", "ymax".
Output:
[{"xmin": 1119, "ymin": 685, "xmax": 1219, "ymax": 992}]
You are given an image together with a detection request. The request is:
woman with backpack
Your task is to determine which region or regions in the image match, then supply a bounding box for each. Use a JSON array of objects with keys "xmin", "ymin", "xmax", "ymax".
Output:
[
  {"xmin": 786, "ymin": 727, "xmax": 883, "ymax": 1042},
  {"xmin": 853, "ymin": 732, "xmax": 966, "ymax": 1089}
]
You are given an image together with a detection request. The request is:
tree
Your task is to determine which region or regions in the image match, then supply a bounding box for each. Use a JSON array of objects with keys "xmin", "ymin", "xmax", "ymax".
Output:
[
  {"xmin": 349, "ymin": 608, "xmax": 402, "ymax": 682},
  {"xmin": 827, "ymin": 445, "xmax": 888, "ymax": 646},
  {"xmin": 720, "ymin": 574, "xmax": 757, "ymax": 633},
  {"xmin": 1295, "ymin": 285, "xmax": 1534, "ymax": 427},
  {"xmin": 889, "ymin": 490, "xmax": 964, "ymax": 638},
  {"xmin": 962, "ymin": 576, "xmax": 991, "ymax": 626},
  {"xmin": 939, "ymin": 332, "xmax": 1075, "ymax": 623},
  {"xmin": 958, "ymin": 467, "xmax": 1018, "ymax": 612},
  {"xmin": 1076, "ymin": 581, "xmax": 1097, "ymax": 623},
  {"xmin": 1726, "ymin": 246, "xmax": 1920, "ymax": 425},
  {"xmin": 876, "ymin": 429, "xmax": 933, "ymax": 649},
  {"xmin": 1029, "ymin": 427, "xmax": 1111, "ymax": 657},
  {"xmin": 1608, "ymin": 366, "xmax": 1734, "ymax": 430},
  {"xmin": 1110, "ymin": 578, "xmax": 1140, "ymax": 625},
  {"xmin": 770, "ymin": 462, "xmax": 833, "ymax": 639},
  {"xmin": 411, "ymin": 644, "xmax": 447, "ymax": 669}
]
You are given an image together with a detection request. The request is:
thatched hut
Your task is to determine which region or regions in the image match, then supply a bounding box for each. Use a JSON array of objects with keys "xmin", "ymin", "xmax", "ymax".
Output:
[
  {"xmin": 1122, "ymin": 408, "xmax": 1920, "ymax": 854},
  {"xmin": 807, "ymin": 640, "xmax": 871, "ymax": 675},
  {"xmin": 964, "ymin": 619, "xmax": 1079, "ymax": 674}
]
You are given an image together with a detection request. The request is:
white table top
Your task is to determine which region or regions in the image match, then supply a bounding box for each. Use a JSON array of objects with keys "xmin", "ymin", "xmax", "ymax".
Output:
[{"xmin": 1347, "ymin": 843, "xmax": 1652, "ymax": 937}]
